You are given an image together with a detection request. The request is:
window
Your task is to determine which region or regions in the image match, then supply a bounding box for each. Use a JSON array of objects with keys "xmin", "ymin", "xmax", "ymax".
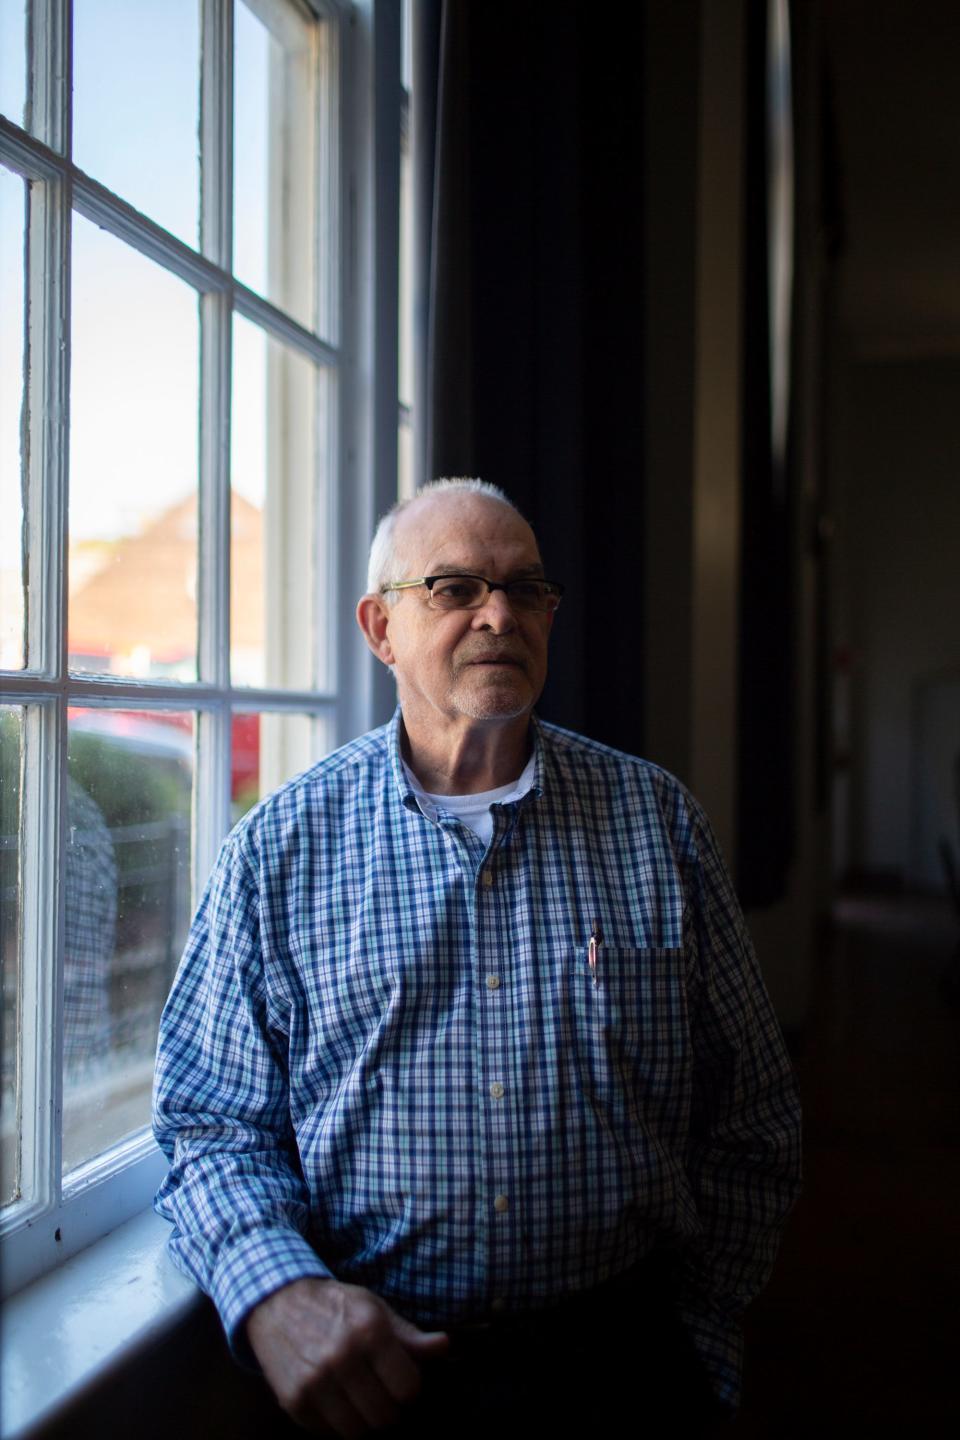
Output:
[{"xmin": 0, "ymin": 0, "xmax": 396, "ymax": 1297}]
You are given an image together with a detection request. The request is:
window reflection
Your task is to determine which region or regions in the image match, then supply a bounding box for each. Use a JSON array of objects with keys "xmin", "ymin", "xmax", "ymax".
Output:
[
  {"xmin": 63, "ymin": 710, "xmax": 193, "ymax": 1173},
  {"xmin": 0, "ymin": 707, "xmax": 22, "ymax": 1205}
]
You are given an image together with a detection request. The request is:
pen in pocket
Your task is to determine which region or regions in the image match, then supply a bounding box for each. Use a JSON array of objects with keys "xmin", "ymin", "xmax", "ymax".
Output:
[{"xmin": 588, "ymin": 920, "xmax": 603, "ymax": 987}]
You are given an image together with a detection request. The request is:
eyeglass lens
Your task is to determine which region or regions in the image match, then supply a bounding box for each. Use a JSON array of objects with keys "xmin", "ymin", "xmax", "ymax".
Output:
[{"xmin": 429, "ymin": 577, "xmax": 558, "ymax": 612}]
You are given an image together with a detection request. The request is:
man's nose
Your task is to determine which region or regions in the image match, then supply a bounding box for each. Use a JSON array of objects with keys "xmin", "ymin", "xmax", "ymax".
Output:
[{"xmin": 470, "ymin": 587, "xmax": 518, "ymax": 632}]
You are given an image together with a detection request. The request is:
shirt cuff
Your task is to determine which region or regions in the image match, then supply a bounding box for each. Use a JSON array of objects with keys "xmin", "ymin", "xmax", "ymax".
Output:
[
  {"xmin": 212, "ymin": 1227, "xmax": 335, "ymax": 1364},
  {"xmin": 674, "ymin": 1290, "xmax": 743, "ymax": 1415}
]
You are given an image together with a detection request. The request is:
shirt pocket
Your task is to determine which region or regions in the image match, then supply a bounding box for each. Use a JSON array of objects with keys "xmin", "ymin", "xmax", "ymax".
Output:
[{"xmin": 567, "ymin": 945, "xmax": 691, "ymax": 1129}]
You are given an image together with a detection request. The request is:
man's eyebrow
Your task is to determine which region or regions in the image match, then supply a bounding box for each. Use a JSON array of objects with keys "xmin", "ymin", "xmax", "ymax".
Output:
[{"xmin": 426, "ymin": 563, "xmax": 546, "ymax": 578}]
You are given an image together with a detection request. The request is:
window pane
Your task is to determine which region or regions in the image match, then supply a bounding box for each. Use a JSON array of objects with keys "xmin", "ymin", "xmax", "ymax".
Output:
[
  {"xmin": 234, "ymin": 0, "xmax": 318, "ymax": 329},
  {"xmin": 63, "ymin": 708, "xmax": 194, "ymax": 1175},
  {"xmin": 73, "ymin": 0, "xmax": 200, "ymax": 248},
  {"xmin": 0, "ymin": 0, "xmax": 27, "ymax": 130},
  {"xmin": 0, "ymin": 706, "xmax": 22, "ymax": 1206},
  {"xmin": 232, "ymin": 710, "xmax": 328, "ymax": 823},
  {"xmin": 0, "ymin": 164, "xmax": 25, "ymax": 670},
  {"xmin": 231, "ymin": 312, "xmax": 325, "ymax": 690},
  {"xmin": 69, "ymin": 214, "xmax": 199, "ymax": 682}
]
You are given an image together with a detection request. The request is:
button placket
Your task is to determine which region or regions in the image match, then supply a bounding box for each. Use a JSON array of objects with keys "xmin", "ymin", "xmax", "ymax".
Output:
[{"xmin": 476, "ymin": 851, "xmax": 515, "ymax": 1270}]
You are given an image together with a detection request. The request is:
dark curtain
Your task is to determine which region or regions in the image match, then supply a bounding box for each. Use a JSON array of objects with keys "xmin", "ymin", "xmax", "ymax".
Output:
[
  {"xmin": 414, "ymin": 0, "xmax": 647, "ymax": 753},
  {"xmin": 415, "ymin": 0, "xmax": 798, "ymax": 904}
]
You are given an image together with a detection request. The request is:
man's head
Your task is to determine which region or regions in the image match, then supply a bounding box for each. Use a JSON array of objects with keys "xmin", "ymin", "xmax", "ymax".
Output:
[{"xmin": 357, "ymin": 479, "xmax": 555, "ymax": 734}]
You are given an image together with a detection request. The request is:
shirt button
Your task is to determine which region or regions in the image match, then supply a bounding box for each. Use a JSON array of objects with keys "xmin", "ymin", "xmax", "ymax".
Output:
[
  {"xmin": 486, "ymin": 974, "xmax": 501, "ymax": 990},
  {"xmin": 481, "ymin": 869, "xmax": 494, "ymax": 888},
  {"xmin": 489, "ymin": 1081, "xmax": 505, "ymax": 1100},
  {"xmin": 493, "ymin": 1194, "xmax": 509, "ymax": 1213}
]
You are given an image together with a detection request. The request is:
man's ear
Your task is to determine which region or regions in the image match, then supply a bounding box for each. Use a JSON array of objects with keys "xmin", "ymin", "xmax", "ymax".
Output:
[{"xmin": 356, "ymin": 594, "xmax": 396, "ymax": 666}]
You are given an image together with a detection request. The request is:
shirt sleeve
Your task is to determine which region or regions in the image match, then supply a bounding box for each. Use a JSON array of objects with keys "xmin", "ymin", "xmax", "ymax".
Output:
[
  {"xmin": 152, "ymin": 830, "xmax": 331, "ymax": 1357},
  {"xmin": 674, "ymin": 800, "xmax": 803, "ymax": 1412}
]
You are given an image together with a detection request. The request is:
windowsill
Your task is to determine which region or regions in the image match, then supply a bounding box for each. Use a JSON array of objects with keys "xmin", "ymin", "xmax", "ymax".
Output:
[{"xmin": 0, "ymin": 1209, "xmax": 199, "ymax": 1439}]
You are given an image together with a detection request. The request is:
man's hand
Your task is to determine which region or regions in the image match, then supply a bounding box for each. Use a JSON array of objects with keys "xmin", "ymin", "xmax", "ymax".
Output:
[{"xmin": 245, "ymin": 1277, "xmax": 450, "ymax": 1434}]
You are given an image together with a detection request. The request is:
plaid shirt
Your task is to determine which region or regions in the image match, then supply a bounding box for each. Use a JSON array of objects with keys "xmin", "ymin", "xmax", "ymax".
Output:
[{"xmin": 153, "ymin": 710, "xmax": 801, "ymax": 1411}]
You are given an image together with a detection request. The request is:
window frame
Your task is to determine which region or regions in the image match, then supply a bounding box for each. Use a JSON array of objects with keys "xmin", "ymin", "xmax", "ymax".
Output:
[{"xmin": 0, "ymin": 0, "xmax": 400, "ymax": 1298}]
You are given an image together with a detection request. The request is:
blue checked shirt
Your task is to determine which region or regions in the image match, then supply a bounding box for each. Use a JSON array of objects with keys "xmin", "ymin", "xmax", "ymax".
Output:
[{"xmin": 153, "ymin": 710, "xmax": 801, "ymax": 1411}]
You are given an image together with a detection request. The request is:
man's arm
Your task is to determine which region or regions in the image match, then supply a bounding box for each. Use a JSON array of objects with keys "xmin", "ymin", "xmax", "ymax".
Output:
[
  {"xmin": 152, "ymin": 834, "xmax": 447, "ymax": 1431},
  {"xmin": 152, "ymin": 833, "xmax": 330, "ymax": 1341},
  {"xmin": 675, "ymin": 802, "xmax": 803, "ymax": 1411}
]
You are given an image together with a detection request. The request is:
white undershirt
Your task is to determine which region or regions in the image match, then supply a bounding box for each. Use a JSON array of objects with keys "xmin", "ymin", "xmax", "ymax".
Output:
[{"xmin": 403, "ymin": 752, "xmax": 537, "ymax": 846}]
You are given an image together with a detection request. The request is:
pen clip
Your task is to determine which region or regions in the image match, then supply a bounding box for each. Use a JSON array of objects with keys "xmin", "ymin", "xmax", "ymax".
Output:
[{"xmin": 588, "ymin": 920, "xmax": 603, "ymax": 987}]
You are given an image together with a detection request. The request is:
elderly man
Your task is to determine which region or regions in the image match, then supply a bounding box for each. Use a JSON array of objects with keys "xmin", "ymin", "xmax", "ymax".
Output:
[{"xmin": 153, "ymin": 479, "xmax": 801, "ymax": 1437}]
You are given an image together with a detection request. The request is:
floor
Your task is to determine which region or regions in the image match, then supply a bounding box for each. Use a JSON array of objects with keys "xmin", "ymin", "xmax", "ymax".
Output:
[{"xmin": 734, "ymin": 893, "xmax": 960, "ymax": 1435}]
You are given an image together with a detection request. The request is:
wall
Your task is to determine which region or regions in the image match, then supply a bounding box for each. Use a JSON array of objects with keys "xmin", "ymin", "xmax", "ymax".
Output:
[{"xmin": 836, "ymin": 356, "xmax": 960, "ymax": 889}]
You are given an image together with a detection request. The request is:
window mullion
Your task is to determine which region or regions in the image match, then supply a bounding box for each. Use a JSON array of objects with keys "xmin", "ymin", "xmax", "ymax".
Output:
[
  {"xmin": 20, "ymin": 0, "xmax": 74, "ymax": 1228},
  {"xmin": 29, "ymin": 0, "xmax": 71, "ymax": 157},
  {"xmin": 198, "ymin": 293, "xmax": 232, "ymax": 699},
  {"xmin": 24, "ymin": 173, "xmax": 69, "ymax": 683},
  {"xmin": 194, "ymin": 0, "xmax": 235, "ymax": 884},
  {"xmin": 15, "ymin": 702, "xmax": 64, "ymax": 1225},
  {"xmin": 25, "ymin": 0, "xmax": 71, "ymax": 680},
  {"xmin": 201, "ymin": 0, "xmax": 234, "ymax": 272}
]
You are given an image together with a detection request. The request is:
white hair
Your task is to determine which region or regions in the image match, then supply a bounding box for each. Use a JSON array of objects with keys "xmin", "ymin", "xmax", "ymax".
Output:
[{"xmin": 366, "ymin": 477, "xmax": 522, "ymax": 597}]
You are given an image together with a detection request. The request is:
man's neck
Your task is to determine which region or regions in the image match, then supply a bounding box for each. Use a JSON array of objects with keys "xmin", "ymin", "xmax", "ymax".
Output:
[{"xmin": 399, "ymin": 712, "xmax": 532, "ymax": 795}]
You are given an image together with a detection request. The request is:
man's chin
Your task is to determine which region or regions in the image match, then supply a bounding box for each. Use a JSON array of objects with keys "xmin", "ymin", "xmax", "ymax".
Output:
[{"xmin": 451, "ymin": 679, "xmax": 534, "ymax": 722}]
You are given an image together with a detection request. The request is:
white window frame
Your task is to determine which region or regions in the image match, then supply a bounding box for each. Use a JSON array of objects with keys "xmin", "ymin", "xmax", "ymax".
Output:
[{"xmin": 0, "ymin": 0, "xmax": 403, "ymax": 1298}]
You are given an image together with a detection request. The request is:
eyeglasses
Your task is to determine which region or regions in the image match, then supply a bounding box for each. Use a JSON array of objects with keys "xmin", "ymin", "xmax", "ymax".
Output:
[{"xmin": 380, "ymin": 573, "xmax": 564, "ymax": 613}]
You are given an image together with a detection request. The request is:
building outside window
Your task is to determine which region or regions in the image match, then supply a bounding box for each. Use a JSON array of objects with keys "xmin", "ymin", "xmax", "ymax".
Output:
[{"xmin": 0, "ymin": 0, "xmax": 401, "ymax": 1298}]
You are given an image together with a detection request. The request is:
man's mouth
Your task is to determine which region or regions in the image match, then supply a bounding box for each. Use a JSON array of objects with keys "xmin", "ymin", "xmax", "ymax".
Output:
[{"xmin": 462, "ymin": 651, "xmax": 526, "ymax": 670}]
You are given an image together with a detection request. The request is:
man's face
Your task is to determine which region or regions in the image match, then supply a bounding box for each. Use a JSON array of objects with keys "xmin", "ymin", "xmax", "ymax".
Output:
[{"xmin": 375, "ymin": 493, "xmax": 552, "ymax": 730}]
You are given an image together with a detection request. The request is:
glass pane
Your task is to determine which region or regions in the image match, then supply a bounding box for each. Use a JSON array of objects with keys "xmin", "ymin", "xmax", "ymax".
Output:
[
  {"xmin": 69, "ymin": 214, "xmax": 199, "ymax": 682},
  {"xmin": 234, "ymin": 0, "xmax": 317, "ymax": 329},
  {"xmin": 232, "ymin": 710, "xmax": 328, "ymax": 823},
  {"xmin": 231, "ymin": 312, "xmax": 323, "ymax": 690},
  {"xmin": 0, "ymin": 163, "xmax": 26, "ymax": 670},
  {"xmin": 73, "ymin": 0, "xmax": 200, "ymax": 247},
  {"xmin": 0, "ymin": 706, "xmax": 22, "ymax": 1206},
  {"xmin": 63, "ymin": 708, "xmax": 194, "ymax": 1174},
  {"xmin": 0, "ymin": 0, "xmax": 27, "ymax": 129}
]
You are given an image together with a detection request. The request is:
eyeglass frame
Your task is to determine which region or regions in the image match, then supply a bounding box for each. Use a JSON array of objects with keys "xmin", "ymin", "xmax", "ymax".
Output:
[{"xmin": 379, "ymin": 573, "xmax": 565, "ymax": 613}]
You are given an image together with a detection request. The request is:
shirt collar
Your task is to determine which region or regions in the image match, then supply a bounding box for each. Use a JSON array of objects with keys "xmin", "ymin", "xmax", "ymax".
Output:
[{"xmin": 387, "ymin": 707, "xmax": 545, "ymax": 813}]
